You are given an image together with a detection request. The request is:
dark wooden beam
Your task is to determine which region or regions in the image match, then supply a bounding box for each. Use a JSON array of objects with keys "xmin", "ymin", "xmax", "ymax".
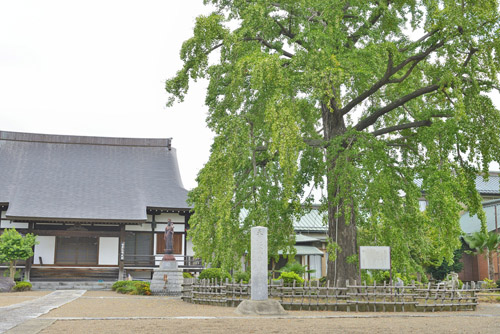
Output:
[{"xmin": 32, "ymin": 230, "xmax": 120, "ymax": 237}]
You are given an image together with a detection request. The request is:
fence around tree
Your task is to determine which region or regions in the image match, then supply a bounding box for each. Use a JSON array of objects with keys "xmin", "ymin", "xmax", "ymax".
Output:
[{"xmin": 182, "ymin": 279, "xmax": 478, "ymax": 312}]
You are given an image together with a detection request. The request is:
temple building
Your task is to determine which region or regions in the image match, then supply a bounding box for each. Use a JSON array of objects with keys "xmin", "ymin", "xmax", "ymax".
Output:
[{"xmin": 0, "ymin": 130, "xmax": 198, "ymax": 281}]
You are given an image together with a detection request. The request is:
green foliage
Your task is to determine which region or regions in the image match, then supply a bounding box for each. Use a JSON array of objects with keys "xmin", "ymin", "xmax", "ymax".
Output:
[
  {"xmin": 483, "ymin": 278, "xmax": 498, "ymax": 289},
  {"xmin": 278, "ymin": 261, "xmax": 307, "ymax": 276},
  {"xmin": 167, "ymin": 0, "xmax": 500, "ymax": 281},
  {"xmin": 183, "ymin": 272, "xmax": 194, "ymax": 279},
  {"xmin": 111, "ymin": 280, "xmax": 129, "ymax": 291},
  {"xmin": 12, "ymin": 281, "xmax": 32, "ymax": 292},
  {"xmin": 278, "ymin": 271, "xmax": 304, "ymax": 285},
  {"xmin": 233, "ymin": 270, "xmax": 250, "ymax": 283},
  {"xmin": 0, "ymin": 229, "xmax": 38, "ymax": 279},
  {"xmin": 113, "ymin": 281, "xmax": 151, "ymax": 295},
  {"xmin": 426, "ymin": 247, "xmax": 464, "ymax": 281},
  {"xmin": 198, "ymin": 268, "xmax": 231, "ymax": 282}
]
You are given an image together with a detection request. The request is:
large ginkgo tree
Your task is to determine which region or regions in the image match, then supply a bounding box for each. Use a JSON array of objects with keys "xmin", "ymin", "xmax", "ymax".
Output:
[{"xmin": 166, "ymin": 0, "xmax": 500, "ymax": 284}]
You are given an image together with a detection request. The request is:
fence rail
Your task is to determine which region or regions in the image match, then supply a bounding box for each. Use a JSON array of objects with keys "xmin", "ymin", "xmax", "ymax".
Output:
[{"xmin": 182, "ymin": 279, "xmax": 478, "ymax": 312}]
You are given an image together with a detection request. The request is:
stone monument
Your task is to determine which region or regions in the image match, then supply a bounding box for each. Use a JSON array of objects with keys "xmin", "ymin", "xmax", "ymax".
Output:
[
  {"xmin": 150, "ymin": 219, "xmax": 183, "ymax": 295},
  {"xmin": 235, "ymin": 226, "xmax": 287, "ymax": 315}
]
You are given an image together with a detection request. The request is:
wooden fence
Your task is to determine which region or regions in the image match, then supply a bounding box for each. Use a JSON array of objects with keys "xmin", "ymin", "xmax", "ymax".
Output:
[{"xmin": 182, "ymin": 279, "xmax": 478, "ymax": 312}]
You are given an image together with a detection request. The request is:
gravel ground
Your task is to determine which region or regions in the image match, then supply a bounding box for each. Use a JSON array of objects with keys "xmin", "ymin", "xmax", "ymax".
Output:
[
  {"xmin": 0, "ymin": 291, "xmax": 51, "ymax": 307},
  {"xmin": 3, "ymin": 290, "xmax": 500, "ymax": 333}
]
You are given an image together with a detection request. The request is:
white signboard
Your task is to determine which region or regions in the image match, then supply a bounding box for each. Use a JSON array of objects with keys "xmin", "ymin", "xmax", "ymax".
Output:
[{"xmin": 359, "ymin": 246, "xmax": 391, "ymax": 270}]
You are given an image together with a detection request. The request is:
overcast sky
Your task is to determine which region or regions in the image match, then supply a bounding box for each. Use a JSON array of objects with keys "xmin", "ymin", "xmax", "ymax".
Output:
[
  {"xmin": 0, "ymin": 1, "xmax": 213, "ymax": 190},
  {"xmin": 1, "ymin": 1, "xmax": 499, "ymax": 192}
]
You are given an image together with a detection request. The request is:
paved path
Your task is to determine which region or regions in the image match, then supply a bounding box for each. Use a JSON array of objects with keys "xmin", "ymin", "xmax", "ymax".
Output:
[{"xmin": 0, "ymin": 290, "xmax": 85, "ymax": 333}]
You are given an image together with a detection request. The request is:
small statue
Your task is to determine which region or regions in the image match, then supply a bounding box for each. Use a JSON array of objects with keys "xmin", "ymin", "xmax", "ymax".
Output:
[{"xmin": 164, "ymin": 219, "xmax": 174, "ymax": 255}]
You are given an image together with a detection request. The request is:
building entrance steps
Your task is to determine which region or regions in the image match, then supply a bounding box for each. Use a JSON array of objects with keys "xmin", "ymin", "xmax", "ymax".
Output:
[{"xmin": 0, "ymin": 290, "xmax": 85, "ymax": 333}]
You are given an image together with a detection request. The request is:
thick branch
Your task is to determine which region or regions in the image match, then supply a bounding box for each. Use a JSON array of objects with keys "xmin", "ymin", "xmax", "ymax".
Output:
[
  {"xmin": 354, "ymin": 84, "xmax": 440, "ymax": 132},
  {"xmin": 371, "ymin": 120, "xmax": 432, "ymax": 137},
  {"xmin": 272, "ymin": 18, "xmax": 306, "ymax": 48},
  {"xmin": 398, "ymin": 29, "xmax": 440, "ymax": 53},
  {"xmin": 243, "ymin": 36, "xmax": 295, "ymax": 58},
  {"xmin": 463, "ymin": 47, "xmax": 479, "ymax": 67},
  {"xmin": 341, "ymin": 40, "xmax": 446, "ymax": 116}
]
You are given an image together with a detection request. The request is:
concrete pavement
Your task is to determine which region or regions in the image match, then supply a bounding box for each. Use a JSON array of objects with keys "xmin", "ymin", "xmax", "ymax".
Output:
[{"xmin": 0, "ymin": 290, "xmax": 85, "ymax": 333}]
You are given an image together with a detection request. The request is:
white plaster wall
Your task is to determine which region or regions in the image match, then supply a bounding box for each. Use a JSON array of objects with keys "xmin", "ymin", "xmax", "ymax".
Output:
[
  {"xmin": 148, "ymin": 213, "xmax": 185, "ymax": 223},
  {"xmin": 0, "ymin": 220, "xmax": 29, "ymax": 229},
  {"xmin": 186, "ymin": 239, "xmax": 194, "ymax": 257},
  {"xmin": 34, "ymin": 236, "xmax": 55, "ymax": 265},
  {"xmin": 98, "ymin": 237, "xmax": 119, "ymax": 265}
]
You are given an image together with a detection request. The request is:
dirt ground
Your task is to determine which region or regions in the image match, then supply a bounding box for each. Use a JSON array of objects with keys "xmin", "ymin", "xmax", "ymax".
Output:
[
  {"xmin": 0, "ymin": 290, "xmax": 51, "ymax": 307},
  {"xmin": 3, "ymin": 290, "xmax": 500, "ymax": 333}
]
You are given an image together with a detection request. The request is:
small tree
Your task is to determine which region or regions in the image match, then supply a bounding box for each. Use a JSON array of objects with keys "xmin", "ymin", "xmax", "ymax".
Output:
[
  {"xmin": 0, "ymin": 228, "xmax": 37, "ymax": 280},
  {"xmin": 464, "ymin": 231, "xmax": 500, "ymax": 281}
]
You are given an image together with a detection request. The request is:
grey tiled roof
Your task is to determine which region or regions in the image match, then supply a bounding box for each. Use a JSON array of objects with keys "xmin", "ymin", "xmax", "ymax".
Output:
[
  {"xmin": 415, "ymin": 174, "xmax": 500, "ymax": 195},
  {"xmin": 0, "ymin": 131, "xmax": 190, "ymax": 222},
  {"xmin": 294, "ymin": 209, "xmax": 327, "ymax": 232}
]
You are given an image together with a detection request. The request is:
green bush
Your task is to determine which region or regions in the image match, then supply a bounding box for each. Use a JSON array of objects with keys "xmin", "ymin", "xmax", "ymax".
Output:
[
  {"xmin": 112, "ymin": 280, "xmax": 129, "ymax": 291},
  {"xmin": 12, "ymin": 281, "xmax": 32, "ymax": 291},
  {"xmin": 483, "ymin": 278, "xmax": 498, "ymax": 289},
  {"xmin": 112, "ymin": 280, "xmax": 151, "ymax": 295},
  {"xmin": 183, "ymin": 272, "xmax": 193, "ymax": 279},
  {"xmin": 198, "ymin": 268, "xmax": 231, "ymax": 282},
  {"xmin": 279, "ymin": 261, "xmax": 307, "ymax": 276},
  {"xmin": 234, "ymin": 271, "xmax": 250, "ymax": 283},
  {"xmin": 278, "ymin": 271, "xmax": 304, "ymax": 285}
]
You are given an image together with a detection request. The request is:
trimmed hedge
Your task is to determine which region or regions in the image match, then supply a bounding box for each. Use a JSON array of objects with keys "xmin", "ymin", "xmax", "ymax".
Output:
[
  {"xmin": 278, "ymin": 271, "xmax": 304, "ymax": 285},
  {"xmin": 12, "ymin": 281, "xmax": 32, "ymax": 291},
  {"xmin": 112, "ymin": 281, "xmax": 151, "ymax": 295}
]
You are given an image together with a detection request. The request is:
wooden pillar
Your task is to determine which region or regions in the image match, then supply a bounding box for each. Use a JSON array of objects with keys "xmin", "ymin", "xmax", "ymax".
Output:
[
  {"xmin": 118, "ymin": 224, "xmax": 125, "ymax": 280},
  {"xmin": 183, "ymin": 212, "xmax": 191, "ymax": 258},
  {"xmin": 151, "ymin": 214, "xmax": 156, "ymax": 271},
  {"xmin": 495, "ymin": 205, "xmax": 499, "ymax": 281},
  {"xmin": 24, "ymin": 222, "xmax": 34, "ymax": 281}
]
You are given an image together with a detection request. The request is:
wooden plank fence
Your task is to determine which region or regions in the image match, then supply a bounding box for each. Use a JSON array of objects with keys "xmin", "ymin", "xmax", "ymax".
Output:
[{"xmin": 182, "ymin": 279, "xmax": 478, "ymax": 312}]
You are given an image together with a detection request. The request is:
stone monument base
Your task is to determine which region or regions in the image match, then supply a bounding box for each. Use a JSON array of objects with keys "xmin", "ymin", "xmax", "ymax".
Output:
[
  {"xmin": 235, "ymin": 299, "xmax": 287, "ymax": 316},
  {"xmin": 150, "ymin": 260, "xmax": 183, "ymax": 295}
]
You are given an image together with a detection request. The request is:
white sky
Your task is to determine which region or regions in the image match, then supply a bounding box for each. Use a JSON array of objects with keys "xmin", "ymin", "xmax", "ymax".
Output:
[
  {"xmin": 0, "ymin": 1, "xmax": 213, "ymax": 190},
  {"xmin": 1, "ymin": 1, "xmax": 499, "ymax": 191}
]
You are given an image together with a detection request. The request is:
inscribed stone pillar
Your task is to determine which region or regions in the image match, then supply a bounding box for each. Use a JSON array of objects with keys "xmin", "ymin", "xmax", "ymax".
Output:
[{"xmin": 251, "ymin": 226, "xmax": 268, "ymax": 301}]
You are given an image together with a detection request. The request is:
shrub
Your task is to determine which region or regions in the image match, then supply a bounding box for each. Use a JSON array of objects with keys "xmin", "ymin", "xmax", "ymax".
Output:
[
  {"xmin": 183, "ymin": 272, "xmax": 193, "ymax": 279},
  {"xmin": 483, "ymin": 278, "xmax": 498, "ymax": 289},
  {"xmin": 113, "ymin": 280, "xmax": 151, "ymax": 295},
  {"xmin": 132, "ymin": 281, "xmax": 151, "ymax": 295},
  {"xmin": 198, "ymin": 268, "xmax": 231, "ymax": 282},
  {"xmin": 12, "ymin": 281, "xmax": 32, "ymax": 291},
  {"xmin": 278, "ymin": 271, "xmax": 304, "ymax": 285},
  {"xmin": 234, "ymin": 271, "xmax": 250, "ymax": 283},
  {"xmin": 279, "ymin": 262, "xmax": 307, "ymax": 276},
  {"xmin": 112, "ymin": 280, "xmax": 129, "ymax": 291}
]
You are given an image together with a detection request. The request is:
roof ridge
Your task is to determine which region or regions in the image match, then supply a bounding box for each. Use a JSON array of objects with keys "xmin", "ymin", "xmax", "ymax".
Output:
[{"xmin": 0, "ymin": 130, "xmax": 172, "ymax": 148}]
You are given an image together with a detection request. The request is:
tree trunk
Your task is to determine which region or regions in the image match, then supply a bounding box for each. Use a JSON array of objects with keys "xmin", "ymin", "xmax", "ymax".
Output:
[
  {"xmin": 321, "ymin": 101, "xmax": 359, "ymax": 287},
  {"xmin": 9, "ymin": 260, "xmax": 16, "ymax": 280},
  {"xmin": 488, "ymin": 250, "xmax": 495, "ymax": 281},
  {"xmin": 327, "ymin": 198, "xmax": 359, "ymax": 286}
]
